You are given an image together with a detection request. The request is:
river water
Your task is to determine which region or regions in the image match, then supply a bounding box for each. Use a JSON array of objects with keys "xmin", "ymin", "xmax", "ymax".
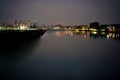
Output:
[{"xmin": 0, "ymin": 30, "xmax": 120, "ymax": 80}]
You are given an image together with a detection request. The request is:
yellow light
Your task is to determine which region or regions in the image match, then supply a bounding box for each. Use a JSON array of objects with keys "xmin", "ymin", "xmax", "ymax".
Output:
[
  {"xmin": 81, "ymin": 31, "xmax": 85, "ymax": 34},
  {"xmin": 81, "ymin": 27, "xmax": 85, "ymax": 31},
  {"xmin": 53, "ymin": 27, "xmax": 61, "ymax": 30},
  {"xmin": 20, "ymin": 25, "xmax": 28, "ymax": 30},
  {"xmin": 101, "ymin": 29, "xmax": 105, "ymax": 31},
  {"xmin": 113, "ymin": 26, "xmax": 115, "ymax": 32},
  {"xmin": 92, "ymin": 32, "xmax": 97, "ymax": 34},
  {"xmin": 93, "ymin": 29, "xmax": 97, "ymax": 31},
  {"xmin": 107, "ymin": 35, "xmax": 109, "ymax": 38},
  {"xmin": 112, "ymin": 33, "xmax": 115, "ymax": 38},
  {"xmin": 86, "ymin": 28, "xmax": 88, "ymax": 30},
  {"xmin": 75, "ymin": 29, "xmax": 80, "ymax": 32},
  {"xmin": 101, "ymin": 32, "xmax": 106, "ymax": 35},
  {"xmin": 20, "ymin": 26, "xmax": 25, "ymax": 30},
  {"xmin": 90, "ymin": 28, "xmax": 93, "ymax": 31}
]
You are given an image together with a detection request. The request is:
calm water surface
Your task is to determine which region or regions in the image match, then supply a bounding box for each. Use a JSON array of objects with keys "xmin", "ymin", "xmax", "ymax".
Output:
[{"xmin": 0, "ymin": 31, "xmax": 120, "ymax": 80}]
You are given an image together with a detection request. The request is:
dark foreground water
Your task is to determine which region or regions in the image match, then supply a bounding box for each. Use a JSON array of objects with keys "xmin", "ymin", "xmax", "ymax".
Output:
[{"xmin": 0, "ymin": 31, "xmax": 120, "ymax": 80}]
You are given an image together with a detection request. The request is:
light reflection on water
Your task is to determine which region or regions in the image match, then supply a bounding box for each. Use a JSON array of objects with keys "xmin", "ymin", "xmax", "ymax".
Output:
[
  {"xmin": 53, "ymin": 31, "xmax": 73, "ymax": 37},
  {"xmin": 0, "ymin": 30, "xmax": 120, "ymax": 80},
  {"xmin": 44, "ymin": 30, "xmax": 120, "ymax": 40}
]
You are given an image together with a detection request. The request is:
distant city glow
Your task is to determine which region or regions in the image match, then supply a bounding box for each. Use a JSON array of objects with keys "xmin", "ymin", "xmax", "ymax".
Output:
[{"xmin": 20, "ymin": 25, "xmax": 27, "ymax": 30}]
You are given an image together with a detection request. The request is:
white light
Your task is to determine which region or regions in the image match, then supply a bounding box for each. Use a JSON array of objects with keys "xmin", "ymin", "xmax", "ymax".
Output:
[
  {"xmin": 92, "ymin": 32, "xmax": 97, "ymax": 34},
  {"xmin": 107, "ymin": 35, "xmax": 109, "ymax": 38}
]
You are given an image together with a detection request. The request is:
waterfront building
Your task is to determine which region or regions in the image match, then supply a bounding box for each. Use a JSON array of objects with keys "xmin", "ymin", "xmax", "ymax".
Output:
[
  {"xmin": 81, "ymin": 25, "xmax": 88, "ymax": 31},
  {"xmin": 99, "ymin": 24, "xmax": 109, "ymax": 32},
  {"xmin": 108, "ymin": 24, "xmax": 120, "ymax": 33},
  {"xmin": 74, "ymin": 24, "xmax": 88, "ymax": 31},
  {"xmin": 90, "ymin": 22, "xmax": 99, "ymax": 31}
]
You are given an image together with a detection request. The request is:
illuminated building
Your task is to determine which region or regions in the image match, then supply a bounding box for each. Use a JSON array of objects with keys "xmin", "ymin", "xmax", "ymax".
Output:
[
  {"xmin": 81, "ymin": 25, "xmax": 88, "ymax": 31},
  {"xmin": 108, "ymin": 24, "xmax": 120, "ymax": 32},
  {"xmin": 90, "ymin": 22, "xmax": 99, "ymax": 31},
  {"xmin": 74, "ymin": 26, "xmax": 81, "ymax": 32},
  {"xmin": 65, "ymin": 26, "xmax": 73, "ymax": 30},
  {"xmin": 99, "ymin": 24, "xmax": 109, "ymax": 32},
  {"xmin": 19, "ymin": 24, "xmax": 28, "ymax": 30},
  {"xmin": 74, "ymin": 25, "xmax": 88, "ymax": 31},
  {"xmin": 53, "ymin": 26, "xmax": 61, "ymax": 30}
]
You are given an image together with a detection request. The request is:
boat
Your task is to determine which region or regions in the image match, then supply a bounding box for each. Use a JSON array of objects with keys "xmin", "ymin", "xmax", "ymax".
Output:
[{"xmin": 0, "ymin": 29, "xmax": 46, "ymax": 39}]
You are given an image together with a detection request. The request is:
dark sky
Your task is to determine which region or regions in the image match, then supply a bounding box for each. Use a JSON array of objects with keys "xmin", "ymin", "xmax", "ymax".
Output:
[{"xmin": 0, "ymin": 0, "xmax": 120, "ymax": 25}]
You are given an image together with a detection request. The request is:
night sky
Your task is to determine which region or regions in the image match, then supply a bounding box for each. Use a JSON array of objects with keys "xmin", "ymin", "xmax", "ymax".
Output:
[{"xmin": 0, "ymin": 0, "xmax": 120, "ymax": 25}]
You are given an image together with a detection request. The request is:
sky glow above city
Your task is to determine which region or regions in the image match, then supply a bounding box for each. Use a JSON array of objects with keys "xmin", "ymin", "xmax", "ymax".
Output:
[{"xmin": 0, "ymin": 0, "xmax": 120, "ymax": 25}]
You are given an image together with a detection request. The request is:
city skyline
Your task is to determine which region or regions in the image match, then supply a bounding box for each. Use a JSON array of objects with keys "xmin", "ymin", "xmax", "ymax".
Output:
[{"xmin": 0, "ymin": 0, "xmax": 120, "ymax": 25}]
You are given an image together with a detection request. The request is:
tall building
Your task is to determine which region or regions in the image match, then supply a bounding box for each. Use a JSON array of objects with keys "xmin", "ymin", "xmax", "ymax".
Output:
[{"xmin": 90, "ymin": 22, "xmax": 99, "ymax": 29}]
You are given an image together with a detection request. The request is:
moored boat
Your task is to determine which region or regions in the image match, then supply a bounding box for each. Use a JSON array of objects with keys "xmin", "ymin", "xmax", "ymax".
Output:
[{"xmin": 0, "ymin": 29, "xmax": 46, "ymax": 39}]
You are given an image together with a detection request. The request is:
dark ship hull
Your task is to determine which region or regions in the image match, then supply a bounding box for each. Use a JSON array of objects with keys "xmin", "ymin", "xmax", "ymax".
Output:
[
  {"xmin": 0, "ymin": 29, "xmax": 46, "ymax": 54},
  {"xmin": 0, "ymin": 29, "xmax": 46, "ymax": 39},
  {"xmin": 0, "ymin": 29, "xmax": 46, "ymax": 53}
]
